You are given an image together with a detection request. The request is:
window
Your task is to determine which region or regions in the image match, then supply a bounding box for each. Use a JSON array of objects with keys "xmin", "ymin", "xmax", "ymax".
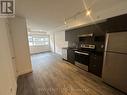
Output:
[
  {"xmin": 28, "ymin": 36, "xmax": 34, "ymax": 46},
  {"xmin": 28, "ymin": 35, "xmax": 49, "ymax": 46}
]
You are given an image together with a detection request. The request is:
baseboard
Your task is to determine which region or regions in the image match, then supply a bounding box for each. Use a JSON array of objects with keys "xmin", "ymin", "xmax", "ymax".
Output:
[
  {"xmin": 14, "ymin": 83, "xmax": 17, "ymax": 95},
  {"xmin": 17, "ymin": 68, "xmax": 33, "ymax": 77},
  {"xmin": 16, "ymin": 69, "xmax": 32, "ymax": 95},
  {"xmin": 30, "ymin": 50, "xmax": 51, "ymax": 55},
  {"xmin": 10, "ymin": 78, "xmax": 17, "ymax": 95}
]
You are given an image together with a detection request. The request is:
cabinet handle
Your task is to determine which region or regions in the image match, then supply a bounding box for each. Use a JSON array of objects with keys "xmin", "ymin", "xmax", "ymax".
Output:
[{"xmin": 75, "ymin": 51, "xmax": 89, "ymax": 55}]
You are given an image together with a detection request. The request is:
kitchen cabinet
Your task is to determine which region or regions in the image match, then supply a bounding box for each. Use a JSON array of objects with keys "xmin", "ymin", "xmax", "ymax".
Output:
[
  {"xmin": 65, "ymin": 13, "xmax": 127, "ymax": 77},
  {"xmin": 107, "ymin": 14, "xmax": 127, "ymax": 33},
  {"xmin": 65, "ymin": 30, "xmax": 70, "ymax": 41},
  {"xmin": 65, "ymin": 14, "xmax": 127, "ymax": 42},
  {"xmin": 89, "ymin": 52, "xmax": 104, "ymax": 77},
  {"xmin": 65, "ymin": 23, "xmax": 106, "ymax": 43},
  {"xmin": 65, "ymin": 29, "xmax": 78, "ymax": 42},
  {"xmin": 67, "ymin": 48, "xmax": 75, "ymax": 64}
]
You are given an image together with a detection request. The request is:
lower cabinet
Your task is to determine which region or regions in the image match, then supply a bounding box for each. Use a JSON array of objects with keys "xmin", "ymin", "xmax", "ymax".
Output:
[
  {"xmin": 67, "ymin": 49, "xmax": 104, "ymax": 77},
  {"xmin": 67, "ymin": 49, "xmax": 75, "ymax": 64},
  {"xmin": 88, "ymin": 53, "xmax": 104, "ymax": 77}
]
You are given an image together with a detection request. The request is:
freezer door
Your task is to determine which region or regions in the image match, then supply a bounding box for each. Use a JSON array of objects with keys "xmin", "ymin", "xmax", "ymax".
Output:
[
  {"xmin": 106, "ymin": 32, "xmax": 127, "ymax": 53},
  {"xmin": 102, "ymin": 52, "xmax": 127, "ymax": 93}
]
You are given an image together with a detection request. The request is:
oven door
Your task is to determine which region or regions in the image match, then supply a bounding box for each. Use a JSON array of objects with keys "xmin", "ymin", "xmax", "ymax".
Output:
[{"xmin": 75, "ymin": 51, "xmax": 89, "ymax": 71}]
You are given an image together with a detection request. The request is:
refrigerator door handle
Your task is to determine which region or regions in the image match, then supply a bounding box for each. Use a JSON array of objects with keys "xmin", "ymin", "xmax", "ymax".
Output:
[{"xmin": 104, "ymin": 33, "xmax": 109, "ymax": 52}]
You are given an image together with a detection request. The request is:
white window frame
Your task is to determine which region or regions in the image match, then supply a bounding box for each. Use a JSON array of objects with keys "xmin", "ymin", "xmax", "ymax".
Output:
[{"xmin": 28, "ymin": 35, "xmax": 50, "ymax": 46}]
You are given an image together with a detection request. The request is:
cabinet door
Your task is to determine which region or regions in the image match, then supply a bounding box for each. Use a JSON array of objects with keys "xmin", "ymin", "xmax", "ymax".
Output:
[
  {"xmin": 107, "ymin": 14, "xmax": 127, "ymax": 32},
  {"xmin": 67, "ymin": 49, "xmax": 75, "ymax": 64},
  {"xmin": 65, "ymin": 30, "xmax": 78, "ymax": 42},
  {"xmin": 65, "ymin": 31, "xmax": 69, "ymax": 41},
  {"xmin": 89, "ymin": 53, "xmax": 103, "ymax": 77}
]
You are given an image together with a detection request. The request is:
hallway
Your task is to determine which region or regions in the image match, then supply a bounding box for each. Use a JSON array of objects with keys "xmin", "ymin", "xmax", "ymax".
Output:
[{"xmin": 17, "ymin": 52, "xmax": 125, "ymax": 95}]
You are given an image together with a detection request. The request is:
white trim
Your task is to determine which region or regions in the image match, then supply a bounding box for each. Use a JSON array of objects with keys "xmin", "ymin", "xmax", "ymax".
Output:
[{"xmin": 17, "ymin": 68, "xmax": 33, "ymax": 76}]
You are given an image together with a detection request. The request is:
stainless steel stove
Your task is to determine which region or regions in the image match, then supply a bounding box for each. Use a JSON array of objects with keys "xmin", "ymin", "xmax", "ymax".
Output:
[{"xmin": 75, "ymin": 44, "xmax": 95, "ymax": 71}]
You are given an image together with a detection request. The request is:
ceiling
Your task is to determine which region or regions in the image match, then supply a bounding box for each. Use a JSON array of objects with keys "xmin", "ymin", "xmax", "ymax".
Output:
[{"xmin": 16, "ymin": 0, "xmax": 127, "ymax": 32}]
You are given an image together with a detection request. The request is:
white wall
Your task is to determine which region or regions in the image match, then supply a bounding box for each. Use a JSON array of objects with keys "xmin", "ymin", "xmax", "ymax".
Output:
[
  {"xmin": 55, "ymin": 31, "xmax": 68, "ymax": 55},
  {"xmin": 9, "ymin": 17, "xmax": 32, "ymax": 76},
  {"xmin": 7, "ymin": 22, "xmax": 17, "ymax": 78},
  {"xmin": 49, "ymin": 32, "xmax": 55, "ymax": 52},
  {"xmin": 0, "ymin": 19, "xmax": 17, "ymax": 95}
]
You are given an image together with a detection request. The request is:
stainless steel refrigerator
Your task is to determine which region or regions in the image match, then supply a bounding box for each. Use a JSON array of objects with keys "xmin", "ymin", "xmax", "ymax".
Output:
[{"xmin": 102, "ymin": 32, "xmax": 127, "ymax": 93}]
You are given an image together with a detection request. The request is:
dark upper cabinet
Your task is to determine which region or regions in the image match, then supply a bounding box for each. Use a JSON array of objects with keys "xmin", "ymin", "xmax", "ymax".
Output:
[
  {"xmin": 65, "ymin": 22, "xmax": 107, "ymax": 42},
  {"xmin": 65, "ymin": 14, "xmax": 127, "ymax": 43},
  {"xmin": 65, "ymin": 29, "xmax": 78, "ymax": 42},
  {"xmin": 106, "ymin": 14, "xmax": 127, "ymax": 32},
  {"xmin": 94, "ymin": 23, "xmax": 107, "ymax": 36},
  {"xmin": 65, "ymin": 30, "xmax": 70, "ymax": 41}
]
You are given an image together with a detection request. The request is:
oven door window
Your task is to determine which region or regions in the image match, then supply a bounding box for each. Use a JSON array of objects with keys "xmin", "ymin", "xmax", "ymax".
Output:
[{"xmin": 75, "ymin": 53, "xmax": 89, "ymax": 66}]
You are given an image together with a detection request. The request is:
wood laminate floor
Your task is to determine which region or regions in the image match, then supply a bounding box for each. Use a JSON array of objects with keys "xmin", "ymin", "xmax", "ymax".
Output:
[{"xmin": 17, "ymin": 52, "xmax": 125, "ymax": 95}]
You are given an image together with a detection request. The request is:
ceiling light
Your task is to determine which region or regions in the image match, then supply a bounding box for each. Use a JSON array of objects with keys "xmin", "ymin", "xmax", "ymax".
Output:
[
  {"xmin": 64, "ymin": 21, "xmax": 67, "ymax": 25},
  {"xmin": 64, "ymin": 18, "xmax": 67, "ymax": 25},
  {"xmin": 86, "ymin": 10, "xmax": 91, "ymax": 16},
  {"xmin": 39, "ymin": 30, "xmax": 43, "ymax": 32}
]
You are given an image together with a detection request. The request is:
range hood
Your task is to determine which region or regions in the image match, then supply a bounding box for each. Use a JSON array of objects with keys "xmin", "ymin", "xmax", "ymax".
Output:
[{"xmin": 78, "ymin": 33, "xmax": 93, "ymax": 37}]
